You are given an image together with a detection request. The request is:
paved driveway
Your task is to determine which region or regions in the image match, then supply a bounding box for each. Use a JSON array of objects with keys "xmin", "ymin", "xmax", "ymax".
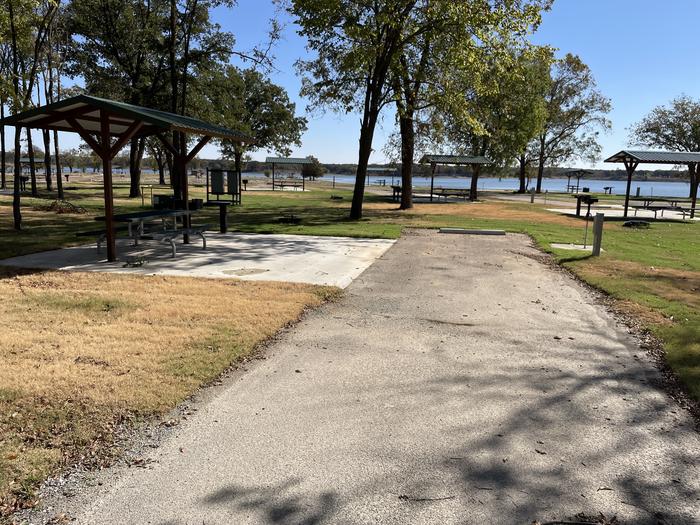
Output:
[{"xmin": 31, "ymin": 230, "xmax": 699, "ymax": 524}]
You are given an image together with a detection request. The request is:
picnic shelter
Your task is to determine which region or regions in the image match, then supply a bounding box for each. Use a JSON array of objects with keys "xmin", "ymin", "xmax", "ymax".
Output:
[
  {"xmin": 419, "ymin": 154, "xmax": 492, "ymax": 202},
  {"xmin": 604, "ymin": 150, "xmax": 699, "ymax": 218},
  {"xmin": 265, "ymin": 157, "xmax": 314, "ymax": 191},
  {"xmin": 1, "ymin": 94, "xmax": 252, "ymax": 261}
]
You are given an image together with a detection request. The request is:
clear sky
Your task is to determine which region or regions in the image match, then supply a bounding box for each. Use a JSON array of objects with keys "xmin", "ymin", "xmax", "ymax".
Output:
[{"xmin": 14, "ymin": 0, "xmax": 700, "ymax": 168}]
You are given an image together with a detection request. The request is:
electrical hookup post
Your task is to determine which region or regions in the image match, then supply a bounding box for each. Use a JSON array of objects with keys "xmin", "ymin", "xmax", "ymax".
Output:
[{"xmin": 583, "ymin": 212, "xmax": 605, "ymax": 256}]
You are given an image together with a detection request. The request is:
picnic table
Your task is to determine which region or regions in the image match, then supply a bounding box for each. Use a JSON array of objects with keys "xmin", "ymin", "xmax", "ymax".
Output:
[
  {"xmin": 603, "ymin": 186, "xmax": 613, "ymax": 195},
  {"xmin": 631, "ymin": 197, "xmax": 692, "ymax": 208},
  {"xmin": 574, "ymin": 194, "xmax": 599, "ymax": 217},
  {"xmin": 391, "ymin": 185, "xmax": 402, "ymax": 203},
  {"xmin": 271, "ymin": 179, "xmax": 303, "ymax": 190},
  {"xmin": 95, "ymin": 209, "xmax": 192, "ymax": 246},
  {"xmin": 434, "ymin": 188, "xmax": 470, "ymax": 201}
]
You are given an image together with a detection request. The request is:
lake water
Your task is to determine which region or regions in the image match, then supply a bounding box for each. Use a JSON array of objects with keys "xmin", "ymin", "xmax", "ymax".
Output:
[{"xmin": 251, "ymin": 173, "xmax": 693, "ymax": 198}]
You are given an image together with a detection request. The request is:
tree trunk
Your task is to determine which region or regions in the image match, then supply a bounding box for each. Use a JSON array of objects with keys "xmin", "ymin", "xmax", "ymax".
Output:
[
  {"xmin": 157, "ymin": 153, "xmax": 166, "ymax": 185},
  {"xmin": 351, "ymin": 108, "xmax": 380, "ymax": 220},
  {"xmin": 1, "ymin": 101, "xmax": 6, "ymax": 189},
  {"xmin": 398, "ymin": 112, "xmax": 414, "ymax": 210},
  {"xmin": 13, "ymin": 128, "xmax": 22, "ymax": 229},
  {"xmin": 42, "ymin": 129, "xmax": 53, "ymax": 192},
  {"xmin": 469, "ymin": 165, "xmax": 481, "ymax": 201},
  {"xmin": 535, "ymin": 138, "xmax": 545, "ymax": 193},
  {"xmin": 128, "ymin": 137, "xmax": 145, "ymax": 197},
  {"xmin": 517, "ymin": 154, "xmax": 527, "ymax": 193},
  {"xmin": 53, "ymin": 129, "xmax": 64, "ymax": 199},
  {"xmin": 165, "ymin": 151, "xmax": 174, "ymax": 187},
  {"xmin": 27, "ymin": 129, "xmax": 38, "ymax": 196}
]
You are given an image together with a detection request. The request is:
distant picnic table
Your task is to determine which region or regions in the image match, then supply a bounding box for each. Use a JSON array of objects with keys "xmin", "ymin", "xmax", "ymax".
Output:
[{"xmin": 271, "ymin": 179, "xmax": 303, "ymax": 190}]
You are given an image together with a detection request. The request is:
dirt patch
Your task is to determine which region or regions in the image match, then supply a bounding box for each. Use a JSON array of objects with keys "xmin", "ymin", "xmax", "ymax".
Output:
[{"xmin": 0, "ymin": 270, "xmax": 336, "ymax": 517}]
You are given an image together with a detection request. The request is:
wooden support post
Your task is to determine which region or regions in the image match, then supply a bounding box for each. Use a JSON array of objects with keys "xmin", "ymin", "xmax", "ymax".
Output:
[
  {"xmin": 272, "ymin": 163, "xmax": 275, "ymax": 190},
  {"xmin": 592, "ymin": 213, "xmax": 604, "ymax": 256},
  {"xmin": 691, "ymin": 162, "xmax": 698, "ymax": 219},
  {"xmin": 100, "ymin": 110, "xmax": 116, "ymax": 262},
  {"xmin": 623, "ymin": 159, "xmax": 638, "ymax": 218},
  {"xmin": 430, "ymin": 163, "xmax": 436, "ymax": 202}
]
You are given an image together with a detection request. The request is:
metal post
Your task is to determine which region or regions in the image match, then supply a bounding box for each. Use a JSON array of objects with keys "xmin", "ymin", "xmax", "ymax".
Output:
[
  {"xmin": 623, "ymin": 159, "xmax": 637, "ymax": 218},
  {"xmin": 592, "ymin": 213, "xmax": 604, "ymax": 256},
  {"xmin": 583, "ymin": 214, "xmax": 590, "ymax": 248},
  {"xmin": 272, "ymin": 163, "xmax": 275, "ymax": 191},
  {"xmin": 333, "ymin": 175, "xmax": 335, "ymax": 188}
]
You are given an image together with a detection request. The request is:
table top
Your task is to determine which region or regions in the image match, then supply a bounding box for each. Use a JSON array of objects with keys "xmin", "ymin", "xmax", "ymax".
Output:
[{"xmin": 95, "ymin": 209, "xmax": 192, "ymax": 222}]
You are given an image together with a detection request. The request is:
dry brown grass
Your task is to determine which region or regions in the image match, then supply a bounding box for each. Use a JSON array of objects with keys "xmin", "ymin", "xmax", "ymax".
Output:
[
  {"xmin": 577, "ymin": 258, "xmax": 700, "ymax": 312},
  {"xmin": 363, "ymin": 200, "xmax": 580, "ymax": 226},
  {"xmin": 0, "ymin": 269, "xmax": 336, "ymax": 516}
]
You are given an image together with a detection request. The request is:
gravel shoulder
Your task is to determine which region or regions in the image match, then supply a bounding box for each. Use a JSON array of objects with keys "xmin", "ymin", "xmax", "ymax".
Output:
[{"xmin": 19, "ymin": 229, "xmax": 700, "ymax": 525}]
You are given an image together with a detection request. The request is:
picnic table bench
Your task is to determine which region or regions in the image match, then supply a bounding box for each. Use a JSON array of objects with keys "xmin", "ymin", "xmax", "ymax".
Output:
[
  {"xmin": 144, "ymin": 224, "xmax": 210, "ymax": 257},
  {"xmin": 631, "ymin": 205, "xmax": 694, "ymax": 219},
  {"xmin": 391, "ymin": 185, "xmax": 402, "ymax": 202},
  {"xmin": 603, "ymin": 186, "xmax": 613, "ymax": 195},
  {"xmin": 435, "ymin": 188, "xmax": 470, "ymax": 201},
  {"xmin": 76, "ymin": 225, "xmax": 130, "ymax": 253},
  {"xmin": 271, "ymin": 179, "xmax": 303, "ymax": 190}
]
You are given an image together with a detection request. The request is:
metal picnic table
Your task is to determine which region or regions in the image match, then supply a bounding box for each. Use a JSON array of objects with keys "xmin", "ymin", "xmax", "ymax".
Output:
[{"xmin": 96, "ymin": 209, "xmax": 192, "ymax": 246}]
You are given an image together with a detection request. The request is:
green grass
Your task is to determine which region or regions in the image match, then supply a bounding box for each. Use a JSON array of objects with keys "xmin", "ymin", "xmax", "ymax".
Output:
[{"xmin": 1, "ymin": 181, "xmax": 698, "ymax": 403}]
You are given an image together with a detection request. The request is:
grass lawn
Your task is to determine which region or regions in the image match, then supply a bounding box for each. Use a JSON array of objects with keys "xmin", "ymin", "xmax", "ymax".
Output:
[{"xmin": 0, "ymin": 178, "xmax": 698, "ymax": 515}]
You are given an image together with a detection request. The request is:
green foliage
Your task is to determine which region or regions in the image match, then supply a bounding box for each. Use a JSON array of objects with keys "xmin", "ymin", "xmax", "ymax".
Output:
[
  {"xmin": 536, "ymin": 53, "xmax": 612, "ymax": 170},
  {"xmin": 211, "ymin": 66, "xmax": 307, "ymax": 161},
  {"xmin": 301, "ymin": 156, "xmax": 325, "ymax": 178}
]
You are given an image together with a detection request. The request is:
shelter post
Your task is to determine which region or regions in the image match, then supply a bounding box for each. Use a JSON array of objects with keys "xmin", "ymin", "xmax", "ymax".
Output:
[
  {"xmin": 430, "ymin": 163, "xmax": 436, "ymax": 202},
  {"xmin": 623, "ymin": 158, "xmax": 638, "ymax": 218},
  {"xmin": 272, "ymin": 162, "xmax": 276, "ymax": 190},
  {"xmin": 691, "ymin": 163, "xmax": 698, "ymax": 219},
  {"xmin": 100, "ymin": 110, "xmax": 116, "ymax": 262}
]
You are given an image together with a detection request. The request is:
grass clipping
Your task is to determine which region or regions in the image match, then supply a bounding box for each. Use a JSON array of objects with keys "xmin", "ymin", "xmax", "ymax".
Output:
[{"xmin": 0, "ymin": 269, "xmax": 337, "ymax": 516}]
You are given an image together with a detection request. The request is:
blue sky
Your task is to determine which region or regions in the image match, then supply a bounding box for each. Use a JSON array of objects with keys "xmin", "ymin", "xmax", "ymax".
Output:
[{"xmin": 17, "ymin": 0, "xmax": 700, "ymax": 168}]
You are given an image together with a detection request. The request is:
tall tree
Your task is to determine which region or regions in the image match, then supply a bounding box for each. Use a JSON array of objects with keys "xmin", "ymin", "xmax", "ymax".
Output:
[
  {"xmin": 290, "ymin": 0, "xmax": 419, "ymax": 219},
  {"xmin": 629, "ymin": 95, "xmax": 700, "ymax": 200},
  {"xmin": 534, "ymin": 53, "xmax": 611, "ymax": 193},
  {"xmin": 4, "ymin": 0, "xmax": 58, "ymax": 229},
  {"xmin": 212, "ymin": 66, "xmax": 307, "ymax": 179},
  {"xmin": 388, "ymin": 0, "xmax": 550, "ymax": 209}
]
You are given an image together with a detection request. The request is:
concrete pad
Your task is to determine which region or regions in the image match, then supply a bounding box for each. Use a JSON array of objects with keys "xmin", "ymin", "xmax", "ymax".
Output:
[
  {"xmin": 0, "ymin": 233, "xmax": 395, "ymax": 288},
  {"xmin": 550, "ymin": 243, "xmax": 604, "ymax": 252},
  {"xmin": 439, "ymin": 227, "xmax": 505, "ymax": 235},
  {"xmin": 548, "ymin": 207, "xmax": 699, "ymax": 221}
]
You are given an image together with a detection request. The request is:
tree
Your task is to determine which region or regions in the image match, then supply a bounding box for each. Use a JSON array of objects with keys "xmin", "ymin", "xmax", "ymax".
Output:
[
  {"xmin": 302, "ymin": 155, "xmax": 325, "ymax": 179},
  {"xmin": 4, "ymin": 0, "xmax": 59, "ymax": 229},
  {"xmin": 214, "ymin": 66, "xmax": 307, "ymax": 179},
  {"xmin": 629, "ymin": 95, "xmax": 700, "ymax": 200},
  {"xmin": 388, "ymin": 0, "xmax": 551, "ymax": 209},
  {"xmin": 436, "ymin": 47, "xmax": 551, "ymax": 201},
  {"xmin": 534, "ymin": 53, "xmax": 611, "ymax": 193},
  {"xmin": 290, "ymin": 0, "xmax": 419, "ymax": 219}
]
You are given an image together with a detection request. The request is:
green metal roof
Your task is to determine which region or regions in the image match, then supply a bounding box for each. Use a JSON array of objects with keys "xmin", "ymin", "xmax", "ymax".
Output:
[
  {"xmin": 0, "ymin": 94, "xmax": 253, "ymax": 143},
  {"xmin": 420, "ymin": 154, "xmax": 492, "ymax": 165},
  {"xmin": 605, "ymin": 150, "xmax": 700, "ymax": 164},
  {"xmin": 265, "ymin": 157, "xmax": 314, "ymax": 165}
]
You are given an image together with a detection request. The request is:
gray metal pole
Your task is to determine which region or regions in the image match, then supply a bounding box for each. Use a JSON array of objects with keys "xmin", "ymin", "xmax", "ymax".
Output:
[{"xmin": 592, "ymin": 212, "xmax": 604, "ymax": 256}]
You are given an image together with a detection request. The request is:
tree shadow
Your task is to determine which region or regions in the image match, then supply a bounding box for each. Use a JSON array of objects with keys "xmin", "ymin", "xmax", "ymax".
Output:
[{"xmin": 200, "ymin": 478, "xmax": 337, "ymax": 525}]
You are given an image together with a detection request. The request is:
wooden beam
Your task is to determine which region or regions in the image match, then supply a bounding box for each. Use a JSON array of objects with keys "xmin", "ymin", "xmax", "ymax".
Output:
[
  {"xmin": 156, "ymin": 133, "xmax": 179, "ymax": 157},
  {"xmin": 109, "ymin": 121, "xmax": 144, "ymax": 159},
  {"xmin": 185, "ymin": 136, "xmax": 211, "ymax": 163},
  {"xmin": 100, "ymin": 109, "xmax": 117, "ymax": 262},
  {"xmin": 66, "ymin": 116, "xmax": 104, "ymax": 156},
  {"xmin": 29, "ymin": 105, "xmax": 97, "ymax": 128}
]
